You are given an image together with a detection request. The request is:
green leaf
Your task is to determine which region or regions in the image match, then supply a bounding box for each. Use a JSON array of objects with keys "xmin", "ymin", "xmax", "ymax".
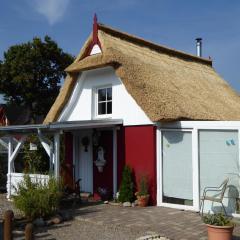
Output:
[{"xmin": 0, "ymin": 36, "xmax": 74, "ymax": 122}]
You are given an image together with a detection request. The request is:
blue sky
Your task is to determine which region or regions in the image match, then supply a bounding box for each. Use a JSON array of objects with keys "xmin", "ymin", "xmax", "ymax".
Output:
[{"xmin": 1, "ymin": 0, "xmax": 240, "ymax": 93}]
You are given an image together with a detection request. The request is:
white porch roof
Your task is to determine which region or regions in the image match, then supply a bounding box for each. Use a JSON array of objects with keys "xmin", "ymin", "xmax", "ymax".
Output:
[
  {"xmin": 0, "ymin": 119, "xmax": 123, "ymax": 134},
  {"xmin": 49, "ymin": 119, "xmax": 123, "ymax": 130}
]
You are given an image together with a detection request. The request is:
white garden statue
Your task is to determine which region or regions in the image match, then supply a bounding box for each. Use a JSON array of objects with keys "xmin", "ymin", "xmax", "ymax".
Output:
[{"xmin": 94, "ymin": 146, "xmax": 106, "ymax": 172}]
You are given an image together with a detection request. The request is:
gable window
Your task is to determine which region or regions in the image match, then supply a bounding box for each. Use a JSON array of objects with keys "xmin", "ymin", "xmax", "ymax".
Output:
[{"xmin": 96, "ymin": 86, "xmax": 112, "ymax": 117}]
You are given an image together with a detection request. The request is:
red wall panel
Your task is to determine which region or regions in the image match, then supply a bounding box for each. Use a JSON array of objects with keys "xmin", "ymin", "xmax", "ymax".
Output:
[
  {"xmin": 117, "ymin": 126, "xmax": 125, "ymax": 189},
  {"xmin": 124, "ymin": 125, "xmax": 156, "ymax": 205},
  {"xmin": 62, "ymin": 126, "xmax": 157, "ymax": 205}
]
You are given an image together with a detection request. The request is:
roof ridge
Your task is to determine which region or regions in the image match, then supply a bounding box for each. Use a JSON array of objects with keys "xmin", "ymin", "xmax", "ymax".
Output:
[{"xmin": 98, "ymin": 23, "xmax": 212, "ymax": 67}]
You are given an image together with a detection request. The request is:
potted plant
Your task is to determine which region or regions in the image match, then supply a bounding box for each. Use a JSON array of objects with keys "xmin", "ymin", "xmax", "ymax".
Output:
[
  {"xmin": 135, "ymin": 175, "xmax": 149, "ymax": 207},
  {"xmin": 203, "ymin": 213, "xmax": 234, "ymax": 240},
  {"xmin": 98, "ymin": 187, "xmax": 111, "ymax": 201}
]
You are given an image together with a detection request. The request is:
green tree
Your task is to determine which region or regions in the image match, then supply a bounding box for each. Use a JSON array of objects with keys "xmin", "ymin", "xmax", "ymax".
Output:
[
  {"xmin": 118, "ymin": 165, "xmax": 134, "ymax": 203},
  {"xmin": 0, "ymin": 36, "xmax": 74, "ymax": 122}
]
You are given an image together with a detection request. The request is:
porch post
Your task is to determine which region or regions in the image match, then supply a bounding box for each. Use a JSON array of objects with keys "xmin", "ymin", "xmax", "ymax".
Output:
[
  {"xmin": 54, "ymin": 132, "xmax": 60, "ymax": 179},
  {"xmin": 7, "ymin": 135, "xmax": 26, "ymax": 198},
  {"xmin": 113, "ymin": 128, "xmax": 117, "ymax": 198},
  {"xmin": 7, "ymin": 137, "xmax": 13, "ymax": 199},
  {"xmin": 192, "ymin": 128, "xmax": 200, "ymax": 211}
]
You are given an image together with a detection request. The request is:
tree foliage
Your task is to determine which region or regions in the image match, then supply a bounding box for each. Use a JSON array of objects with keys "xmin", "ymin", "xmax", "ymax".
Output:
[
  {"xmin": 23, "ymin": 135, "xmax": 50, "ymax": 174},
  {"xmin": 0, "ymin": 36, "xmax": 74, "ymax": 122}
]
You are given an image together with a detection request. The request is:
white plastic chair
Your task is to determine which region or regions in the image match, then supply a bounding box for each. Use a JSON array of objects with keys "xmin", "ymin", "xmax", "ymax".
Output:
[{"xmin": 200, "ymin": 178, "xmax": 229, "ymax": 216}]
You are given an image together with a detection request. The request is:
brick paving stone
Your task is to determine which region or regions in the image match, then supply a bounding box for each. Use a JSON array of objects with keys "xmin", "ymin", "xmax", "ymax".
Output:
[
  {"xmin": 74, "ymin": 204, "xmax": 240, "ymax": 239},
  {"xmin": 2, "ymin": 193, "xmax": 240, "ymax": 239}
]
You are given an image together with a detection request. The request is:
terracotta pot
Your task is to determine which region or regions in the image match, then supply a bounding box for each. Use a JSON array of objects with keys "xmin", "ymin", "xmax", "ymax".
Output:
[
  {"xmin": 206, "ymin": 224, "xmax": 234, "ymax": 240},
  {"xmin": 137, "ymin": 195, "xmax": 149, "ymax": 207}
]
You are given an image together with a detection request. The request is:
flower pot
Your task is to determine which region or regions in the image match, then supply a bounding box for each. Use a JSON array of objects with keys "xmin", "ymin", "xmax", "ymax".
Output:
[
  {"xmin": 137, "ymin": 195, "xmax": 149, "ymax": 207},
  {"xmin": 206, "ymin": 224, "xmax": 234, "ymax": 240}
]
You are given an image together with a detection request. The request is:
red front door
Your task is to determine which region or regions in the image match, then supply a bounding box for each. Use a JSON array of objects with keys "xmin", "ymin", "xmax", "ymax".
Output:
[{"xmin": 93, "ymin": 130, "xmax": 113, "ymax": 197}]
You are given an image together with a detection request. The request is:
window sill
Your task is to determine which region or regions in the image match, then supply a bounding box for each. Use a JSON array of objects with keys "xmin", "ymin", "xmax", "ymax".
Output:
[{"xmin": 93, "ymin": 115, "xmax": 113, "ymax": 120}]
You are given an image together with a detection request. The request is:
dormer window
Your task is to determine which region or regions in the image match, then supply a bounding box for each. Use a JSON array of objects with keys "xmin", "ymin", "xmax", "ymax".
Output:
[{"xmin": 95, "ymin": 86, "xmax": 112, "ymax": 117}]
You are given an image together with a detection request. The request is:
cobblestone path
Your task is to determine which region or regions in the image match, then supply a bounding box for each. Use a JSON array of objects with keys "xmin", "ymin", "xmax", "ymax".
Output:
[{"xmin": 1, "ymin": 194, "xmax": 240, "ymax": 240}]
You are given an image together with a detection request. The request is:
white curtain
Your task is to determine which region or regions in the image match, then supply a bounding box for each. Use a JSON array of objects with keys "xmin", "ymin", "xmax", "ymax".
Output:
[
  {"xmin": 199, "ymin": 130, "xmax": 239, "ymax": 198},
  {"xmin": 162, "ymin": 131, "xmax": 193, "ymax": 200}
]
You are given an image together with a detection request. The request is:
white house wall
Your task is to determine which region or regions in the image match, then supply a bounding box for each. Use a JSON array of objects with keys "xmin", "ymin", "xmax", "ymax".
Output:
[{"xmin": 58, "ymin": 67, "xmax": 152, "ymax": 126}]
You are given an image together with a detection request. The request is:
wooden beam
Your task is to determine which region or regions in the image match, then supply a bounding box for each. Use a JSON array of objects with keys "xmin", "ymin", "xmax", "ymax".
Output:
[
  {"xmin": 7, "ymin": 137, "xmax": 13, "ymax": 198},
  {"xmin": 7, "ymin": 135, "xmax": 26, "ymax": 198},
  {"xmin": 38, "ymin": 130, "xmax": 54, "ymax": 171},
  {"xmin": 9, "ymin": 136, "xmax": 26, "ymax": 164},
  {"xmin": 0, "ymin": 138, "xmax": 8, "ymax": 150},
  {"xmin": 54, "ymin": 133, "xmax": 60, "ymax": 179},
  {"xmin": 38, "ymin": 130, "xmax": 52, "ymax": 157}
]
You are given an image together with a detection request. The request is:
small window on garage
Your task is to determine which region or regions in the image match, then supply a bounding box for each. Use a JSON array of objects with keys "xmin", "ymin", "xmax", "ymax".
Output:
[{"xmin": 95, "ymin": 86, "xmax": 112, "ymax": 117}]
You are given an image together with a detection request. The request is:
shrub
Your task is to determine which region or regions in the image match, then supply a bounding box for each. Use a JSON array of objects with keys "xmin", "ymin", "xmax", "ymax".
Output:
[
  {"xmin": 136, "ymin": 175, "xmax": 149, "ymax": 197},
  {"xmin": 13, "ymin": 175, "xmax": 62, "ymax": 220},
  {"xmin": 203, "ymin": 213, "xmax": 233, "ymax": 226},
  {"xmin": 118, "ymin": 165, "xmax": 134, "ymax": 203}
]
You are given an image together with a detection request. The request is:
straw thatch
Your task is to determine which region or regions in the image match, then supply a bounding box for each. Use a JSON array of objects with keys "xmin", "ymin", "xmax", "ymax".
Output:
[{"xmin": 44, "ymin": 23, "xmax": 240, "ymax": 123}]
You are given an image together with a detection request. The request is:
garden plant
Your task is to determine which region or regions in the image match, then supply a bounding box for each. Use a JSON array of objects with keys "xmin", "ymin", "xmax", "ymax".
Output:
[
  {"xmin": 13, "ymin": 174, "xmax": 62, "ymax": 220},
  {"xmin": 118, "ymin": 165, "xmax": 134, "ymax": 203}
]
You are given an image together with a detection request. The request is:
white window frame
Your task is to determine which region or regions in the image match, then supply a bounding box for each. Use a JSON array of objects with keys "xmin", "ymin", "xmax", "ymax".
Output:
[
  {"xmin": 157, "ymin": 121, "xmax": 240, "ymax": 214},
  {"xmin": 157, "ymin": 128, "xmax": 197, "ymax": 211},
  {"xmin": 93, "ymin": 85, "xmax": 112, "ymax": 119}
]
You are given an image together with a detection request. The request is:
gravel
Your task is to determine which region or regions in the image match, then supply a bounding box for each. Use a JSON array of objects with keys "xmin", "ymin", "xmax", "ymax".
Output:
[
  {"xmin": 35, "ymin": 220, "xmax": 163, "ymax": 240},
  {"xmin": 0, "ymin": 194, "xmax": 22, "ymax": 219},
  {"xmin": 1, "ymin": 194, "xmax": 170, "ymax": 240}
]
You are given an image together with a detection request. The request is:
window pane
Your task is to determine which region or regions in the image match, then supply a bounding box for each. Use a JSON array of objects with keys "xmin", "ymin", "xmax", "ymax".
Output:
[
  {"xmin": 98, "ymin": 89, "xmax": 106, "ymax": 102},
  {"xmin": 162, "ymin": 131, "xmax": 193, "ymax": 206},
  {"xmin": 199, "ymin": 130, "xmax": 239, "ymax": 213},
  {"xmin": 107, "ymin": 88, "xmax": 112, "ymax": 100},
  {"xmin": 107, "ymin": 102, "xmax": 112, "ymax": 114},
  {"xmin": 98, "ymin": 102, "xmax": 106, "ymax": 115}
]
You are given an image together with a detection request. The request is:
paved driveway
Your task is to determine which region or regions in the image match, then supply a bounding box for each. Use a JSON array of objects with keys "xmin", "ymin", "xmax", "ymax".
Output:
[
  {"xmin": 73, "ymin": 204, "xmax": 240, "ymax": 240},
  {"xmin": 2, "ymin": 192, "xmax": 240, "ymax": 240}
]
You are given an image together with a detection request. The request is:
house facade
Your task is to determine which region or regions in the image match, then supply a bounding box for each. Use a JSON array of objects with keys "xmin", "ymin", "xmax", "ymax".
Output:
[
  {"xmin": 43, "ymin": 17, "xmax": 240, "ymax": 214},
  {"xmin": 4, "ymin": 16, "xmax": 240, "ymax": 214},
  {"xmin": 54, "ymin": 66, "xmax": 157, "ymax": 204}
]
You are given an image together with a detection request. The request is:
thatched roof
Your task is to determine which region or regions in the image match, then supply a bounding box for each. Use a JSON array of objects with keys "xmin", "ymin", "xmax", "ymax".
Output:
[{"xmin": 44, "ymin": 23, "xmax": 240, "ymax": 123}]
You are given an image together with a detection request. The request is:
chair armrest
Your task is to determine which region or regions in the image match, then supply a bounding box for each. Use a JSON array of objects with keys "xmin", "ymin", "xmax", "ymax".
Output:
[
  {"xmin": 204, "ymin": 189, "xmax": 222, "ymax": 194},
  {"xmin": 202, "ymin": 186, "xmax": 220, "ymax": 195},
  {"xmin": 204, "ymin": 186, "xmax": 221, "ymax": 190},
  {"xmin": 202, "ymin": 188, "xmax": 223, "ymax": 199}
]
